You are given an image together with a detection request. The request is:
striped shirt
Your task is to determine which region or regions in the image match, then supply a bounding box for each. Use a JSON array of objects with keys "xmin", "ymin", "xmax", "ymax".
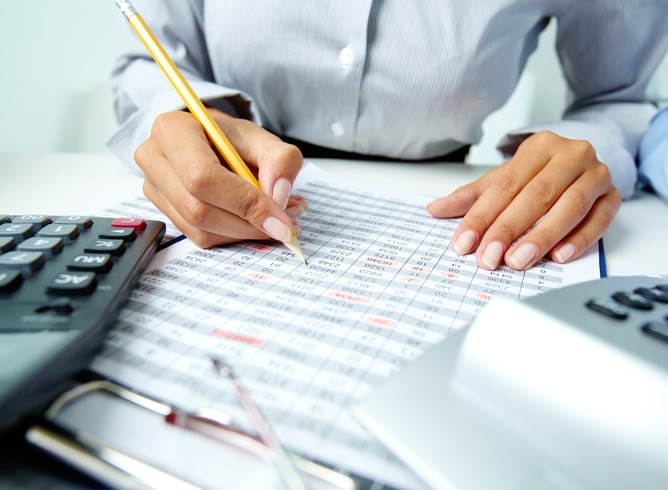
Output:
[{"xmin": 108, "ymin": 0, "xmax": 668, "ymax": 198}]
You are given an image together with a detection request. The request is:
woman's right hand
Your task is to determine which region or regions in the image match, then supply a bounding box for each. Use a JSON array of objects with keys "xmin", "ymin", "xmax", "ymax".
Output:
[{"xmin": 134, "ymin": 108, "xmax": 306, "ymax": 248}]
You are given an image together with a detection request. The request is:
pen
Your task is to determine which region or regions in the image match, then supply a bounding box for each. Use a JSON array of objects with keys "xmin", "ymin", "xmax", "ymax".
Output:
[
  {"xmin": 113, "ymin": 0, "xmax": 306, "ymax": 263},
  {"xmin": 165, "ymin": 401, "xmax": 357, "ymax": 490},
  {"xmin": 211, "ymin": 357, "xmax": 307, "ymax": 490}
]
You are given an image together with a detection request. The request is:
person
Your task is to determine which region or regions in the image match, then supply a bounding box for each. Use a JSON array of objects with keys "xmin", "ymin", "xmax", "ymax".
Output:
[
  {"xmin": 639, "ymin": 104, "xmax": 668, "ymax": 203},
  {"xmin": 107, "ymin": 1, "xmax": 668, "ymax": 271}
]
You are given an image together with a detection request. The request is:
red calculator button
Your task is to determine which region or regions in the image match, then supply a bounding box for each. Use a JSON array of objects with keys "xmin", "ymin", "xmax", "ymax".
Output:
[{"xmin": 111, "ymin": 218, "xmax": 146, "ymax": 231}]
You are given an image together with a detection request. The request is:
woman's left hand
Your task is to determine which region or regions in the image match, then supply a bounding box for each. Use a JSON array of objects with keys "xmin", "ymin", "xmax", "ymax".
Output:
[{"xmin": 427, "ymin": 131, "xmax": 621, "ymax": 270}]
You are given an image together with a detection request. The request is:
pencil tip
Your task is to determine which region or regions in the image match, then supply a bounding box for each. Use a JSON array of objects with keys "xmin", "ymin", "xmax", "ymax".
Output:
[
  {"xmin": 211, "ymin": 357, "xmax": 223, "ymax": 371},
  {"xmin": 284, "ymin": 234, "xmax": 307, "ymax": 264}
]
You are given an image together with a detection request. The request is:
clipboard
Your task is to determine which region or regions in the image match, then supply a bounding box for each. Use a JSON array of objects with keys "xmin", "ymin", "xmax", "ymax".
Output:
[{"xmin": 24, "ymin": 372, "xmax": 362, "ymax": 490}]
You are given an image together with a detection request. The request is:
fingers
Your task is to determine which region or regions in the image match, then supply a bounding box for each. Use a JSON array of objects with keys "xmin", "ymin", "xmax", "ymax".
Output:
[
  {"xmin": 212, "ymin": 111, "xmax": 304, "ymax": 208},
  {"xmin": 427, "ymin": 184, "xmax": 480, "ymax": 220},
  {"xmin": 286, "ymin": 195, "xmax": 309, "ymax": 218},
  {"xmin": 137, "ymin": 131, "xmax": 269, "ymax": 247},
  {"xmin": 143, "ymin": 176, "xmax": 264, "ymax": 248},
  {"xmin": 135, "ymin": 110, "xmax": 304, "ymax": 247},
  {"xmin": 546, "ymin": 185, "xmax": 620, "ymax": 264},
  {"xmin": 503, "ymin": 166, "xmax": 619, "ymax": 270},
  {"xmin": 473, "ymin": 137, "xmax": 596, "ymax": 269},
  {"xmin": 428, "ymin": 131, "xmax": 621, "ymax": 271}
]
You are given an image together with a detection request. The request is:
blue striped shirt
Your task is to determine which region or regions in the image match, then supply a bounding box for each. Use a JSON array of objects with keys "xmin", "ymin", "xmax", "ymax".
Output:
[{"xmin": 108, "ymin": 0, "xmax": 668, "ymax": 198}]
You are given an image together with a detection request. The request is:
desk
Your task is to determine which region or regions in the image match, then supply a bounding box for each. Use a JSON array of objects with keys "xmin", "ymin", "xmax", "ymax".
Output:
[
  {"xmin": 1, "ymin": 153, "xmax": 667, "ymax": 488},
  {"xmin": 1, "ymin": 152, "xmax": 667, "ymax": 277}
]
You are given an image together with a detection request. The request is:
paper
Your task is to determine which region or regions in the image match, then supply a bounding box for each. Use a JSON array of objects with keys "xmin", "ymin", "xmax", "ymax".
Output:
[
  {"xmin": 91, "ymin": 164, "xmax": 601, "ymax": 488},
  {"xmin": 99, "ymin": 196, "xmax": 183, "ymax": 243}
]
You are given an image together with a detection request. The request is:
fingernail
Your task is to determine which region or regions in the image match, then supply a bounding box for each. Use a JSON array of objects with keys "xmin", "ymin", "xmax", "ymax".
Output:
[
  {"xmin": 453, "ymin": 230, "xmax": 476, "ymax": 255},
  {"xmin": 288, "ymin": 196, "xmax": 308, "ymax": 209},
  {"xmin": 507, "ymin": 243, "xmax": 538, "ymax": 270},
  {"xmin": 262, "ymin": 216, "xmax": 292, "ymax": 242},
  {"xmin": 286, "ymin": 204, "xmax": 305, "ymax": 218},
  {"xmin": 481, "ymin": 241, "xmax": 504, "ymax": 269},
  {"xmin": 272, "ymin": 178, "xmax": 292, "ymax": 210},
  {"xmin": 554, "ymin": 243, "xmax": 576, "ymax": 263}
]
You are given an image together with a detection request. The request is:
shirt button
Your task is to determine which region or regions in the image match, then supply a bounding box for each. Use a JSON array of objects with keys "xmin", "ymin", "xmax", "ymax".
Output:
[
  {"xmin": 339, "ymin": 46, "xmax": 355, "ymax": 66},
  {"xmin": 330, "ymin": 121, "xmax": 345, "ymax": 138}
]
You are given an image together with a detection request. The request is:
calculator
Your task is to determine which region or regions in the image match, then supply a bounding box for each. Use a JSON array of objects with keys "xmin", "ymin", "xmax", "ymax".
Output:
[
  {"xmin": 0, "ymin": 214, "xmax": 165, "ymax": 431},
  {"xmin": 356, "ymin": 275, "xmax": 668, "ymax": 490}
]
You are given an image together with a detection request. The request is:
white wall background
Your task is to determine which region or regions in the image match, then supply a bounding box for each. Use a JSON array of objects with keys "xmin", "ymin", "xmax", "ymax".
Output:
[
  {"xmin": 0, "ymin": 2, "xmax": 666, "ymax": 162},
  {"xmin": 0, "ymin": 1, "xmax": 125, "ymax": 153}
]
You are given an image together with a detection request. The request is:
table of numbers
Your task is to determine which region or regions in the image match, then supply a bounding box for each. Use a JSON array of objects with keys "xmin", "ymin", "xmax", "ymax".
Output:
[{"xmin": 91, "ymin": 164, "xmax": 600, "ymax": 488}]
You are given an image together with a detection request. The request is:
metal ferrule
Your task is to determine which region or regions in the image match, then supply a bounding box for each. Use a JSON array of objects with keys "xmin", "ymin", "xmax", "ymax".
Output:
[{"xmin": 114, "ymin": 0, "xmax": 137, "ymax": 18}]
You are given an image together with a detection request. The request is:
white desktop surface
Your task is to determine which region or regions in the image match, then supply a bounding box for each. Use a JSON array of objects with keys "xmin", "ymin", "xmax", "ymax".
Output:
[
  {"xmin": 1, "ymin": 152, "xmax": 667, "ymax": 489},
  {"xmin": 1, "ymin": 152, "xmax": 665, "ymax": 277}
]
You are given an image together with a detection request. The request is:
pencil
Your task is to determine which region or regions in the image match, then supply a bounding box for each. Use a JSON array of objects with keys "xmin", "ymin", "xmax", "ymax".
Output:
[{"xmin": 113, "ymin": 0, "xmax": 306, "ymax": 263}]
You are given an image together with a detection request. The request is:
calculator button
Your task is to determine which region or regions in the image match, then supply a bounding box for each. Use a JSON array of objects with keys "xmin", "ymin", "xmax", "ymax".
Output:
[
  {"xmin": 641, "ymin": 321, "xmax": 668, "ymax": 343},
  {"xmin": 585, "ymin": 298, "xmax": 629, "ymax": 320},
  {"xmin": 38, "ymin": 223, "xmax": 80, "ymax": 240},
  {"xmin": 18, "ymin": 237, "xmax": 64, "ymax": 257},
  {"xmin": 68, "ymin": 253, "xmax": 112, "ymax": 273},
  {"xmin": 0, "ymin": 237, "xmax": 15, "ymax": 253},
  {"xmin": 54, "ymin": 216, "xmax": 93, "ymax": 230},
  {"xmin": 0, "ymin": 270, "xmax": 22, "ymax": 293},
  {"xmin": 85, "ymin": 239, "xmax": 126, "ymax": 256},
  {"xmin": 35, "ymin": 297, "xmax": 75, "ymax": 315},
  {"xmin": 46, "ymin": 272, "xmax": 97, "ymax": 295},
  {"xmin": 112, "ymin": 218, "xmax": 146, "ymax": 231},
  {"xmin": 611, "ymin": 291, "xmax": 654, "ymax": 310},
  {"xmin": 634, "ymin": 287, "xmax": 668, "ymax": 304},
  {"xmin": 12, "ymin": 215, "xmax": 52, "ymax": 229},
  {"xmin": 0, "ymin": 213, "xmax": 165, "ymax": 430},
  {"xmin": 100, "ymin": 227, "xmax": 137, "ymax": 242},
  {"xmin": 0, "ymin": 251, "xmax": 45, "ymax": 274},
  {"xmin": 0, "ymin": 223, "xmax": 35, "ymax": 240}
]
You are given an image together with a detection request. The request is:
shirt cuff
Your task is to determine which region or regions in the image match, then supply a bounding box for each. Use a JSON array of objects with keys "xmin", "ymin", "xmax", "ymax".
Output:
[{"xmin": 638, "ymin": 106, "xmax": 668, "ymax": 202}]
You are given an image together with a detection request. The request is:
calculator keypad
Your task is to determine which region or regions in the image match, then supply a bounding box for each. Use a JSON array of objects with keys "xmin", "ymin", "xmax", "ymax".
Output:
[
  {"xmin": 0, "ymin": 214, "xmax": 165, "ymax": 430},
  {"xmin": 0, "ymin": 269, "xmax": 22, "ymax": 293},
  {"xmin": 0, "ymin": 215, "xmax": 144, "ymax": 299},
  {"xmin": 523, "ymin": 275, "xmax": 668, "ymax": 382},
  {"xmin": 0, "ymin": 215, "xmax": 162, "ymax": 323},
  {"xmin": 584, "ymin": 280, "xmax": 668, "ymax": 345}
]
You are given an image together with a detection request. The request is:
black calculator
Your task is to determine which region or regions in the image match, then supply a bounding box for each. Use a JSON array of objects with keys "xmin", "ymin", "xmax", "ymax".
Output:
[{"xmin": 0, "ymin": 214, "xmax": 165, "ymax": 431}]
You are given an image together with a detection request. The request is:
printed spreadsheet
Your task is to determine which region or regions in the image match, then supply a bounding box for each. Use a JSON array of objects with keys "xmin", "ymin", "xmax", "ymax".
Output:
[{"xmin": 91, "ymin": 164, "xmax": 601, "ymax": 488}]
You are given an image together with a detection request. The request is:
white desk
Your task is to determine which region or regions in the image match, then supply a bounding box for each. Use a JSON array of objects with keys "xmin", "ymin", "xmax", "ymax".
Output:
[
  {"xmin": 1, "ymin": 152, "xmax": 667, "ymax": 488},
  {"xmin": 1, "ymin": 152, "xmax": 666, "ymax": 277}
]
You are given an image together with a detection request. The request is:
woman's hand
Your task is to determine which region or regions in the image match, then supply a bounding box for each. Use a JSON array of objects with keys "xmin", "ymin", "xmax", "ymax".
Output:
[
  {"xmin": 427, "ymin": 131, "xmax": 621, "ymax": 270},
  {"xmin": 134, "ymin": 108, "xmax": 306, "ymax": 248}
]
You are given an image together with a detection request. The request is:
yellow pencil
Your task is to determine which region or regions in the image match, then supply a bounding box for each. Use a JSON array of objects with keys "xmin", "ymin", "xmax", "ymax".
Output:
[{"xmin": 113, "ymin": 0, "xmax": 306, "ymax": 263}]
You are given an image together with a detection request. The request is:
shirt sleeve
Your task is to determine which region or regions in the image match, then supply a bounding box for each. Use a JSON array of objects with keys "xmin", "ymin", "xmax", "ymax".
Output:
[
  {"xmin": 638, "ymin": 105, "xmax": 668, "ymax": 202},
  {"xmin": 497, "ymin": 1, "xmax": 668, "ymax": 200},
  {"xmin": 106, "ymin": 0, "xmax": 260, "ymax": 170}
]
